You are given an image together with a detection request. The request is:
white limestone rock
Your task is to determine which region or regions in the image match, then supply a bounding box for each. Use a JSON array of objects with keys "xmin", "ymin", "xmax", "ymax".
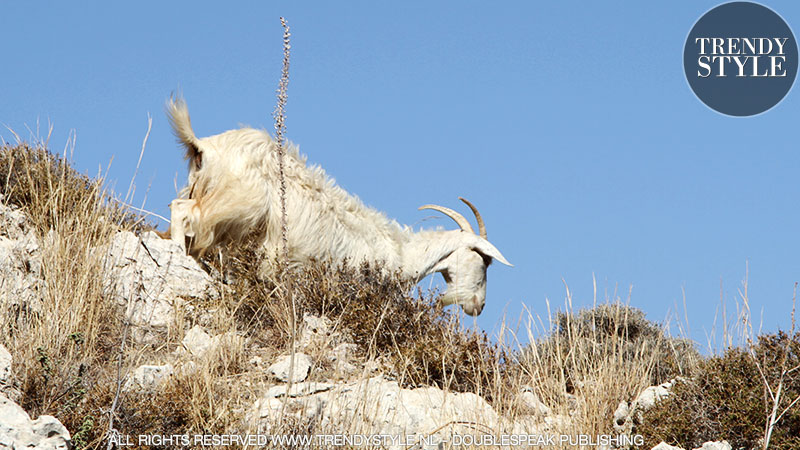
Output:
[
  {"xmin": 0, "ymin": 202, "xmax": 45, "ymax": 317},
  {"xmin": 249, "ymin": 375, "xmax": 499, "ymax": 450},
  {"xmin": 693, "ymin": 442, "xmax": 731, "ymax": 450},
  {"xmin": 267, "ymin": 353, "xmax": 313, "ymax": 383},
  {"xmin": 613, "ymin": 400, "xmax": 630, "ymax": 432},
  {"xmin": 181, "ymin": 325, "xmax": 214, "ymax": 357},
  {"xmin": 651, "ymin": 443, "xmax": 684, "ymax": 450},
  {"xmin": 102, "ymin": 231, "xmax": 219, "ymax": 342},
  {"xmin": 179, "ymin": 325, "xmax": 243, "ymax": 360},
  {"xmin": 122, "ymin": 364, "xmax": 174, "ymax": 392},
  {"xmin": 518, "ymin": 385, "xmax": 552, "ymax": 417},
  {"xmin": 0, "ymin": 344, "xmax": 11, "ymax": 387},
  {"xmin": 0, "ymin": 392, "xmax": 71, "ymax": 450}
]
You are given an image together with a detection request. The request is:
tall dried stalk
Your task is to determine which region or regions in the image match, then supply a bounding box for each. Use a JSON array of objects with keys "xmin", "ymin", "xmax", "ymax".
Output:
[
  {"xmin": 273, "ymin": 16, "xmax": 298, "ymax": 408},
  {"xmin": 274, "ymin": 17, "xmax": 290, "ymax": 267},
  {"xmin": 760, "ymin": 284, "xmax": 800, "ymax": 450},
  {"xmin": 736, "ymin": 271, "xmax": 800, "ymax": 450}
]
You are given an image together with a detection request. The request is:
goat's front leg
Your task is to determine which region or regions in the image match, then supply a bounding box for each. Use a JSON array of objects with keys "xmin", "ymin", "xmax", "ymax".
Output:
[{"xmin": 169, "ymin": 198, "xmax": 196, "ymax": 253}]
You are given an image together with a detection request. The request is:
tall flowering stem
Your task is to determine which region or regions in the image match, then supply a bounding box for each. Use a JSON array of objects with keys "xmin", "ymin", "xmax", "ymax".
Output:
[{"xmin": 274, "ymin": 17, "xmax": 291, "ymax": 268}]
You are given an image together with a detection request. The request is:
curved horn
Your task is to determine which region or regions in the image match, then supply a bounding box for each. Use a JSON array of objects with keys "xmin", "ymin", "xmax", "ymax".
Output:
[
  {"xmin": 459, "ymin": 197, "xmax": 486, "ymax": 239},
  {"xmin": 418, "ymin": 204, "xmax": 474, "ymax": 234}
]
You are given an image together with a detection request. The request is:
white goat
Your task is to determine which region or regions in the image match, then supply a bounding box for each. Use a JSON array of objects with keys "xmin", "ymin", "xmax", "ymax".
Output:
[{"xmin": 165, "ymin": 97, "xmax": 511, "ymax": 316}]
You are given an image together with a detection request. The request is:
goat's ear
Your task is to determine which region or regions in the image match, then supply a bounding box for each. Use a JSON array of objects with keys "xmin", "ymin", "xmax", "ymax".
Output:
[{"xmin": 470, "ymin": 236, "xmax": 513, "ymax": 267}]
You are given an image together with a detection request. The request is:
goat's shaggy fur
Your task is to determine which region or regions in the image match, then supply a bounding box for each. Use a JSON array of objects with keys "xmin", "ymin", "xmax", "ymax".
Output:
[{"xmin": 165, "ymin": 97, "xmax": 511, "ymax": 315}]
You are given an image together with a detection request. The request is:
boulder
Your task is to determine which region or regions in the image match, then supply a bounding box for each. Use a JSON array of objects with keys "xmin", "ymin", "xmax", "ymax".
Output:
[
  {"xmin": 0, "ymin": 344, "xmax": 70, "ymax": 450},
  {"xmin": 249, "ymin": 375, "xmax": 500, "ymax": 450},
  {"xmin": 102, "ymin": 231, "xmax": 219, "ymax": 342},
  {"xmin": 0, "ymin": 201, "xmax": 45, "ymax": 317}
]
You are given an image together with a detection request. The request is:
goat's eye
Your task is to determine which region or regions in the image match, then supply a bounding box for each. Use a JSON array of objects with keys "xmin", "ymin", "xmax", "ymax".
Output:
[
  {"xmin": 441, "ymin": 270, "xmax": 452, "ymax": 283},
  {"xmin": 474, "ymin": 251, "xmax": 492, "ymax": 266}
]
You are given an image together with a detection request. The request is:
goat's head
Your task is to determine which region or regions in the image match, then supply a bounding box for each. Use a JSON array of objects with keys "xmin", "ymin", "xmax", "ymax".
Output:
[{"xmin": 420, "ymin": 198, "xmax": 512, "ymax": 316}]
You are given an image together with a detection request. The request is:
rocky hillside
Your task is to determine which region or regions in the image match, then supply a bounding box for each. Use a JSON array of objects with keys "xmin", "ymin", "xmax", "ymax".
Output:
[{"xmin": 1, "ymin": 143, "xmax": 797, "ymax": 449}]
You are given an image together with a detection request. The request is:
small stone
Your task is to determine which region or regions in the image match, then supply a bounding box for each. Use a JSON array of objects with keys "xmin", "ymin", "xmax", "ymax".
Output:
[
  {"xmin": 122, "ymin": 364, "xmax": 174, "ymax": 392},
  {"xmin": 613, "ymin": 400, "xmax": 630, "ymax": 432},
  {"xmin": 267, "ymin": 353, "xmax": 313, "ymax": 383},
  {"xmin": 634, "ymin": 380, "xmax": 675, "ymax": 412},
  {"xmin": 651, "ymin": 442, "xmax": 685, "ymax": 450},
  {"xmin": 0, "ymin": 344, "xmax": 12, "ymax": 386},
  {"xmin": 693, "ymin": 442, "xmax": 731, "ymax": 450},
  {"xmin": 518, "ymin": 387, "xmax": 551, "ymax": 417},
  {"xmin": 182, "ymin": 325, "xmax": 213, "ymax": 357}
]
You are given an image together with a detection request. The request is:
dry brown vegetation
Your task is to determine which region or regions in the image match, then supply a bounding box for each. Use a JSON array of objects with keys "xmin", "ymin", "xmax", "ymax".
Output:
[
  {"xmin": 1, "ymin": 143, "xmax": 144, "ymax": 448},
  {"xmin": 518, "ymin": 302, "xmax": 701, "ymax": 438},
  {"xmin": 640, "ymin": 331, "xmax": 800, "ymax": 449},
  {"xmin": 2, "ymin": 142, "xmax": 799, "ymax": 450}
]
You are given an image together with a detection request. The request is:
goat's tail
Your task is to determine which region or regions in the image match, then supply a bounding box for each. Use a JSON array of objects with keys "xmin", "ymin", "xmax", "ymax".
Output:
[{"xmin": 166, "ymin": 96, "xmax": 201, "ymax": 168}]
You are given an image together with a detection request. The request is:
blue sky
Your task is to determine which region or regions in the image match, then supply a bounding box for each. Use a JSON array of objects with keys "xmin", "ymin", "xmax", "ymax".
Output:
[{"xmin": 2, "ymin": 1, "xmax": 799, "ymax": 351}]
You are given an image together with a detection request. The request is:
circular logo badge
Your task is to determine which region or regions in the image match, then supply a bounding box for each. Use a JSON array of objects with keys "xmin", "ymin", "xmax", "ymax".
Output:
[{"xmin": 684, "ymin": 2, "xmax": 798, "ymax": 116}]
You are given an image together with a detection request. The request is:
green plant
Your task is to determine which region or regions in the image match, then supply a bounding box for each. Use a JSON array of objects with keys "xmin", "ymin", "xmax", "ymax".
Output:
[{"xmin": 71, "ymin": 416, "xmax": 95, "ymax": 450}]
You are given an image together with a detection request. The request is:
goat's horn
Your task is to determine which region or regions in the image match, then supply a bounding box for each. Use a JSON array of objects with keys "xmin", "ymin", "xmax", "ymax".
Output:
[
  {"xmin": 458, "ymin": 197, "xmax": 486, "ymax": 239},
  {"xmin": 419, "ymin": 204, "xmax": 474, "ymax": 234}
]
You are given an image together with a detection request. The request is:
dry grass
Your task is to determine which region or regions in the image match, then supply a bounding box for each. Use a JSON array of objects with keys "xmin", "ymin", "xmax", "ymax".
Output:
[
  {"xmin": 507, "ymin": 294, "xmax": 700, "ymax": 441},
  {"xmin": 0, "ymin": 143, "xmax": 146, "ymax": 234},
  {"xmin": 0, "ymin": 142, "xmax": 144, "ymax": 446},
  {"xmin": 640, "ymin": 331, "xmax": 800, "ymax": 450},
  {"xmin": 7, "ymin": 19, "xmax": 800, "ymax": 450},
  {"xmin": 0, "ymin": 142, "xmax": 512, "ymax": 449},
  {"xmin": 207, "ymin": 239, "xmax": 505, "ymax": 399},
  {"xmin": 0, "ymin": 141, "xmax": 685, "ymax": 450},
  {"xmin": 5, "ymin": 140, "xmax": 797, "ymax": 450},
  {"xmin": 639, "ymin": 278, "xmax": 800, "ymax": 450}
]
